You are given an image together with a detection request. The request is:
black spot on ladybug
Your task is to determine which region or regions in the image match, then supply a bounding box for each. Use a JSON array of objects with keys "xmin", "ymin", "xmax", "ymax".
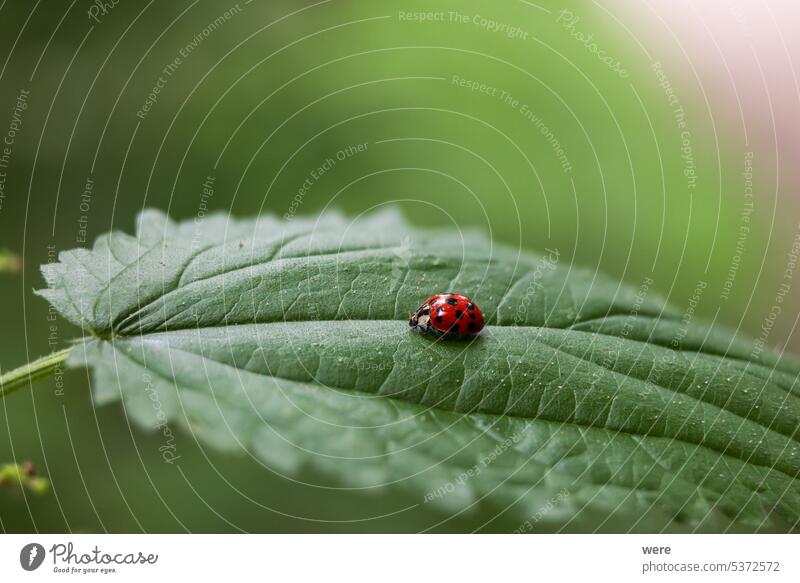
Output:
[
  {"xmin": 446, "ymin": 297, "xmax": 458, "ymax": 306},
  {"xmin": 468, "ymin": 303, "xmax": 474, "ymax": 310},
  {"xmin": 436, "ymin": 315, "xmax": 444, "ymax": 323},
  {"xmin": 455, "ymin": 309, "xmax": 464, "ymax": 319},
  {"xmin": 468, "ymin": 322, "xmax": 477, "ymax": 332},
  {"xmin": 469, "ymin": 312, "xmax": 476, "ymax": 319}
]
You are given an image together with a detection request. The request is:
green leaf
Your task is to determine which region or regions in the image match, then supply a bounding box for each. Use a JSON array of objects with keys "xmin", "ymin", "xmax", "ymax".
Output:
[{"xmin": 38, "ymin": 209, "xmax": 800, "ymax": 532}]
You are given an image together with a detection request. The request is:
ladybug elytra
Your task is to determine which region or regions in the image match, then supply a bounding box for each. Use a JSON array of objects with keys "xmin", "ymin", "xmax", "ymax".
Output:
[{"xmin": 409, "ymin": 293, "xmax": 485, "ymax": 338}]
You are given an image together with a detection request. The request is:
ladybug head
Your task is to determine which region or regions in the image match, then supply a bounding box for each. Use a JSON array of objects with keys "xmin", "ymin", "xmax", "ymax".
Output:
[{"xmin": 408, "ymin": 302, "xmax": 431, "ymax": 331}]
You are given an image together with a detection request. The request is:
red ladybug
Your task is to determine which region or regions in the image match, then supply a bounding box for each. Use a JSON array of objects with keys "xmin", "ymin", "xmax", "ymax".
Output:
[{"xmin": 409, "ymin": 293, "xmax": 485, "ymax": 338}]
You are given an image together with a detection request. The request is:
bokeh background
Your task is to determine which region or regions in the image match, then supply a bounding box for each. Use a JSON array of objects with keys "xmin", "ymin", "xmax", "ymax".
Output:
[{"xmin": 1, "ymin": 0, "xmax": 799, "ymax": 532}]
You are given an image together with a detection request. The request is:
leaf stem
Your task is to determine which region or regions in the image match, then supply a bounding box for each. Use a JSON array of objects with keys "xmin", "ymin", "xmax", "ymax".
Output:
[{"xmin": 0, "ymin": 347, "xmax": 73, "ymax": 399}]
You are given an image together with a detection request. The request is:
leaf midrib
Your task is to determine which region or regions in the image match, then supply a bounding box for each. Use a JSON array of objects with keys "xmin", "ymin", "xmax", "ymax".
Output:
[{"xmin": 119, "ymin": 315, "xmax": 799, "ymax": 399}]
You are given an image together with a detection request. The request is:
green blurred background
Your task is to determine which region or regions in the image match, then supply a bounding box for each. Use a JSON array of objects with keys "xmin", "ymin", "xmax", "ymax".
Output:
[{"xmin": 1, "ymin": 0, "xmax": 798, "ymax": 532}]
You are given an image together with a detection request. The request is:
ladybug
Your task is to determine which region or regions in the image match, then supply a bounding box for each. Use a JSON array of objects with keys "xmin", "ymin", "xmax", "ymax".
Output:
[{"xmin": 409, "ymin": 293, "xmax": 485, "ymax": 338}]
